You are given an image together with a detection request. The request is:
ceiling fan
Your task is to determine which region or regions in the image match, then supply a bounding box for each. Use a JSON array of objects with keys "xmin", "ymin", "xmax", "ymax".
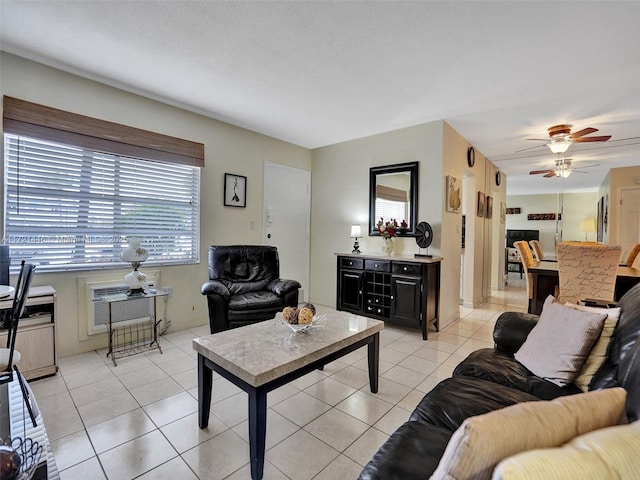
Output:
[
  {"xmin": 529, "ymin": 158, "xmax": 599, "ymax": 178},
  {"xmin": 520, "ymin": 124, "xmax": 611, "ymax": 154}
]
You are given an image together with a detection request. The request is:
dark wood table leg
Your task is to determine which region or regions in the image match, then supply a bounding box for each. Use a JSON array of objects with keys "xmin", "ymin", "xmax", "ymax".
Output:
[
  {"xmin": 198, "ymin": 354, "xmax": 212, "ymax": 429},
  {"xmin": 367, "ymin": 332, "xmax": 379, "ymax": 393},
  {"xmin": 248, "ymin": 387, "xmax": 268, "ymax": 480}
]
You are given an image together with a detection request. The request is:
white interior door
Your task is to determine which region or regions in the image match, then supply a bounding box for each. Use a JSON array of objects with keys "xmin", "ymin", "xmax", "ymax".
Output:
[
  {"xmin": 264, "ymin": 162, "xmax": 310, "ymax": 302},
  {"xmin": 618, "ymin": 187, "xmax": 640, "ymax": 260}
]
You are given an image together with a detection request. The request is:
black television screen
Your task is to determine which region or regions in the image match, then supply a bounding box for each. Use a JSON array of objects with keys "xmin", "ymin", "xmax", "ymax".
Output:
[{"xmin": 506, "ymin": 229, "xmax": 539, "ymax": 248}]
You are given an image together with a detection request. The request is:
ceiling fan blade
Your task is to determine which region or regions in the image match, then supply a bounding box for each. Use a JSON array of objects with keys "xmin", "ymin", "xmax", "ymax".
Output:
[
  {"xmin": 530, "ymin": 169, "xmax": 554, "ymax": 175},
  {"xmin": 574, "ymin": 135, "xmax": 612, "ymax": 143},
  {"xmin": 526, "ymin": 138, "xmax": 550, "ymax": 141},
  {"xmin": 571, "ymin": 127, "xmax": 598, "ymax": 138},
  {"xmin": 543, "ymin": 172, "xmax": 557, "ymax": 178}
]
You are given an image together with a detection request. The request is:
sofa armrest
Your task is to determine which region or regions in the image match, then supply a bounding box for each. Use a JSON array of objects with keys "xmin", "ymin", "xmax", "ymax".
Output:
[
  {"xmin": 201, "ymin": 280, "xmax": 230, "ymax": 300},
  {"xmin": 493, "ymin": 311, "xmax": 539, "ymax": 355},
  {"xmin": 268, "ymin": 278, "xmax": 302, "ymax": 297}
]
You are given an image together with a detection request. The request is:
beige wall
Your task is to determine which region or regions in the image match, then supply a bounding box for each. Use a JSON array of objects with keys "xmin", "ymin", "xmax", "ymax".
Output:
[
  {"xmin": 1, "ymin": 52, "xmax": 311, "ymax": 356},
  {"xmin": 310, "ymin": 121, "xmax": 502, "ymax": 329},
  {"xmin": 444, "ymin": 123, "xmax": 506, "ymax": 307},
  {"xmin": 606, "ymin": 166, "xmax": 640, "ymax": 247},
  {"xmin": 2, "ymin": 52, "xmax": 503, "ymax": 355},
  {"xmin": 310, "ymin": 121, "xmax": 460, "ymax": 325},
  {"xmin": 506, "ymin": 192, "xmax": 599, "ymax": 255}
]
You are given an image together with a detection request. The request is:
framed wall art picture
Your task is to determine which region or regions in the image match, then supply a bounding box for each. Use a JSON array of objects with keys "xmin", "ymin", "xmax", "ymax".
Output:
[
  {"xmin": 446, "ymin": 175, "xmax": 462, "ymax": 213},
  {"xmin": 224, "ymin": 173, "xmax": 247, "ymax": 208},
  {"xmin": 486, "ymin": 196, "xmax": 493, "ymax": 219},
  {"xmin": 477, "ymin": 192, "xmax": 485, "ymax": 218}
]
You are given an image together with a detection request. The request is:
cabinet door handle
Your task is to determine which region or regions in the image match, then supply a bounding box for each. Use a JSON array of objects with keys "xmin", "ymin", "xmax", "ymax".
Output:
[
  {"xmin": 349, "ymin": 261, "xmax": 353, "ymax": 265},
  {"xmin": 403, "ymin": 266, "xmax": 408, "ymax": 271},
  {"xmin": 390, "ymin": 295, "xmax": 394, "ymax": 300},
  {"xmin": 374, "ymin": 264, "xmax": 379, "ymax": 267},
  {"xmin": 396, "ymin": 280, "xmax": 414, "ymax": 286},
  {"xmin": 345, "ymin": 274, "xmax": 359, "ymax": 279},
  {"xmin": 359, "ymin": 291, "xmax": 363, "ymax": 294}
]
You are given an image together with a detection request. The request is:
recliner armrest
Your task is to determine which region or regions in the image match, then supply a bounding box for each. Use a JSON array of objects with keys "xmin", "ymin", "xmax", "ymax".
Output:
[
  {"xmin": 201, "ymin": 280, "xmax": 230, "ymax": 299},
  {"xmin": 268, "ymin": 278, "xmax": 302, "ymax": 297},
  {"xmin": 493, "ymin": 311, "xmax": 539, "ymax": 355}
]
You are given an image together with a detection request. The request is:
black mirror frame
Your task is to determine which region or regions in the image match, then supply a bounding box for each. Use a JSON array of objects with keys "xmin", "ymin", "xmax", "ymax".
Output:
[{"xmin": 369, "ymin": 161, "xmax": 419, "ymax": 236}]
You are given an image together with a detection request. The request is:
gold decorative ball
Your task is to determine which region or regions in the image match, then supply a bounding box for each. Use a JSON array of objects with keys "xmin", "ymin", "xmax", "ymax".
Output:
[
  {"xmin": 282, "ymin": 307, "xmax": 299, "ymax": 324},
  {"xmin": 298, "ymin": 307, "xmax": 314, "ymax": 324},
  {"xmin": 302, "ymin": 303, "xmax": 316, "ymax": 315}
]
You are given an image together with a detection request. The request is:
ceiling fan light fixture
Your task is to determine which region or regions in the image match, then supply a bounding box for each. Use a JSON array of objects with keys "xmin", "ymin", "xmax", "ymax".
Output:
[
  {"xmin": 548, "ymin": 139, "xmax": 572, "ymax": 154},
  {"xmin": 557, "ymin": 168, "xmax": 572, "ymax": 178}
]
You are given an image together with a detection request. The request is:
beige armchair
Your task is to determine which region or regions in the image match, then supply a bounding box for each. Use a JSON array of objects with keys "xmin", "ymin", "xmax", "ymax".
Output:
[
  {"xmin": 529, "ymin": 240, "xmax": 544, "ymax": 262},
  {"xmin": 556, "ymin": 242, "xmax": 622, "ymax": 305}
]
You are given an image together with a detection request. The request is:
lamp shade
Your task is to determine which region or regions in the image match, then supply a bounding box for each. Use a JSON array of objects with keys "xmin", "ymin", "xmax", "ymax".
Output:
[
  {"xmin": 548, "ymin": 140, "xmax": 571, "ymax": 154},
  {"xmin": 557, "ymin": 165, "xmax": 572, "ymax": 178},
  {"xmin": 350, "ymin": 225, "xmax": 362, "ymax": 238},
  {"xmin": 580, "ymin": 217, "xmax": 596, "ymax": 233}
]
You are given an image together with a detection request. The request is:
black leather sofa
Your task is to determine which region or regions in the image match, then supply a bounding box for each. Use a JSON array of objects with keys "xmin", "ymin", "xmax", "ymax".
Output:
[
  {"xmin": 200, "ymin": 245, "xmax": 301, "ymax": 333},
  {"xmin": 359, "ymin": 283, "xmax": 640, "ymax": 479}
]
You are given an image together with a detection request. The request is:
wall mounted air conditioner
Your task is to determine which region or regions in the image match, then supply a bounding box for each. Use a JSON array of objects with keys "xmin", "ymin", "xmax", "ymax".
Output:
[{"xmin": 86, "ymin": 277, "xmax": 157, "ymax": 336}]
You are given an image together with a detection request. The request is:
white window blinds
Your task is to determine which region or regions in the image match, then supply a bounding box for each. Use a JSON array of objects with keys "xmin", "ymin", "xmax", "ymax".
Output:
[
  {"xmin": 375, "ymin": 198, "xmax": 408, "ymax": 225},
  {"xmin": 4, "ymin": 134, "xmax": 200, "ymax": 272}
]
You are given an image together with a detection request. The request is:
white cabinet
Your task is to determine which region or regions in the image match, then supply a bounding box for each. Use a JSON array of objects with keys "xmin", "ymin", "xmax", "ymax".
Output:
[{"xmin": 0, "ymin": 286, "xmax": 57, "ymax": 380}]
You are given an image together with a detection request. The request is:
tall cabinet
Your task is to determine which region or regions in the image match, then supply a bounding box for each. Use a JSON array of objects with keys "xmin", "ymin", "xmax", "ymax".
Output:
[{"xmin": 336, "ymin": 254, "xmax": 441, "ymax": 340}]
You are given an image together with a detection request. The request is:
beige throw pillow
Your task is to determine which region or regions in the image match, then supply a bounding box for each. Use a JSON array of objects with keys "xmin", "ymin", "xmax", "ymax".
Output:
[
  {"xmin": 492, "ymin": 420, "xmax": 640, "ymax": 480},
  {"xmin": 514, "ymin": 296, "xmax": 607, "ymax": 386},
  {"xmin": 430, "ymin": 388, "xmax": 627, "ymax": 480},
  {"xmin": 565, "ymin": 303, "xmax": 621, "ymax": 392}
]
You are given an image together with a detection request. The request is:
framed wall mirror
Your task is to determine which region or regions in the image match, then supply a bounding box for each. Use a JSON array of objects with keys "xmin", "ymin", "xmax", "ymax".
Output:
[{"xmin": 369, "ymin": 161, "xmax": 419, "ymax": 236}]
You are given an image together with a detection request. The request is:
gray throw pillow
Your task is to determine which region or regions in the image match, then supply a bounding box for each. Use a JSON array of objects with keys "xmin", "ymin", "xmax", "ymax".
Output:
[{"xmin": 514, "ymin": 296, "xmax": 607, "ymax": 386}]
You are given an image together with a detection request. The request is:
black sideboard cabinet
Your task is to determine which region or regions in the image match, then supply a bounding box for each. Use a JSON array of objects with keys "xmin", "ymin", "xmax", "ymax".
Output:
[{"xmin": 336, "ymin": 253, "xmax": 442, "ymax": 340}]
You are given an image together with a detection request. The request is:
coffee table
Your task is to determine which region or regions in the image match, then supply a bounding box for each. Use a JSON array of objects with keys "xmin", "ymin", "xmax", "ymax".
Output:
[{"xmin": 193, "ymin": 307, "xmax": 384, "ymax": 480}]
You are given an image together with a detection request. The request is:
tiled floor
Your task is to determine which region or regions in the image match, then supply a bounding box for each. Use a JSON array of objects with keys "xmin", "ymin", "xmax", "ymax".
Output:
[{"xmin": 30, "ymin": 274, "xmax": 528, "ymax": 480}]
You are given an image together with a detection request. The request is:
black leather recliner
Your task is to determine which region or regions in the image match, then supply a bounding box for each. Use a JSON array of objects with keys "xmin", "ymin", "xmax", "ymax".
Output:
[{"xmin": 200, "ymin": 245, "xmax": 301, "ymax": 333}]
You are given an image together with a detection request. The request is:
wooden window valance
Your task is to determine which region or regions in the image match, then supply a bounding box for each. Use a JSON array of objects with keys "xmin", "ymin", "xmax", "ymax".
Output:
[
  {"xmin": 3, "ymin": 96, "xmax": 204, "ymax": 167},
  {"xmin": 376, "ymin": 184, "xmax": 408, "ymax": 203}
]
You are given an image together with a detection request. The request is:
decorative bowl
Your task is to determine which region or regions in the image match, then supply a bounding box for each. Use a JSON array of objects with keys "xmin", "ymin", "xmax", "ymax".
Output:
[{"xmin": 280, "ymin": 314, "xmax": 326, "ymax": 333}]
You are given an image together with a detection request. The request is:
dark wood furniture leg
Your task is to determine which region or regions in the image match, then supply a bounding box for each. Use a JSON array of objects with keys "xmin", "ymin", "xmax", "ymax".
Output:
[
  {"xmin": 197, "ymin": 354, "xmax": 212, "ymax": 428},
  {"xmin": 196, "ymin": 332, "xmax": 381, "ymax": 479},
  {"xmin": 248, "ymin": 387, "xmax": 268, "ymax": 480},
  {"xmin": 367, "ymin": 332, "xmax": 379, "ymax": 393}
]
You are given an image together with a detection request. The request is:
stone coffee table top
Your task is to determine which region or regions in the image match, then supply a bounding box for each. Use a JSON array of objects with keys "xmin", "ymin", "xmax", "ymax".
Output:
[{"xmin": 193, "ymin": 306, "xmax": 384, "ymax": 387}]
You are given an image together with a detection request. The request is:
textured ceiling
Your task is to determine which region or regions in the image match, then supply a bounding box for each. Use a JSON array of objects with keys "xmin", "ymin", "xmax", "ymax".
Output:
[{"xmin": 1, "ymin": 1, "xmax": 640, "ymax": 195}]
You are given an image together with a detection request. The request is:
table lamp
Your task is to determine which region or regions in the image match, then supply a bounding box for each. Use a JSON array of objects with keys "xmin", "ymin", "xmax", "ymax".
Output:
[
  {"xmin": 350, "ymin": 225, "xmax": 362, "ymax": 254},
  {"xmin": 120, "ymin": 237, "xmax": 149, "ymax": 295},
  {"xmin": 580, "ymin": 217, "xmax": 596, "ymax": 241}
]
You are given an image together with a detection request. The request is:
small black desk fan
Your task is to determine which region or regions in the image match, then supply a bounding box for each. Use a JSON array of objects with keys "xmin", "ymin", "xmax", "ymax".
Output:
[{"xmin": 414, "ymin": 221, "xmax": 433, "ymax": 258}]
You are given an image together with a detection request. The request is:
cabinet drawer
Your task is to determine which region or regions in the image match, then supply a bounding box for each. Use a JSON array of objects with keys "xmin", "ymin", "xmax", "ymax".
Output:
[
  {"xmin": 392, "ymin": 262, "xmax": 422, "ymax": 276},
  {"xmin": 340, "ymin": 257, "xmax": 363, "ymax": 269},
  {"xmin": 364, "ymin": 259, "xmax": 391, "ymax": 272}
]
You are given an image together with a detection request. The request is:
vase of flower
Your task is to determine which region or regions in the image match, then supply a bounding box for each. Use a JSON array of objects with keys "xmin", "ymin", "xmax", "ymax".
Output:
[
  {"xmin": 377, "ymin": 217, "xmax": 398, "ymax": 256},
  {"xmin": 382, "ymin": 237, "xmax": 394, "ymax": 255}
]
